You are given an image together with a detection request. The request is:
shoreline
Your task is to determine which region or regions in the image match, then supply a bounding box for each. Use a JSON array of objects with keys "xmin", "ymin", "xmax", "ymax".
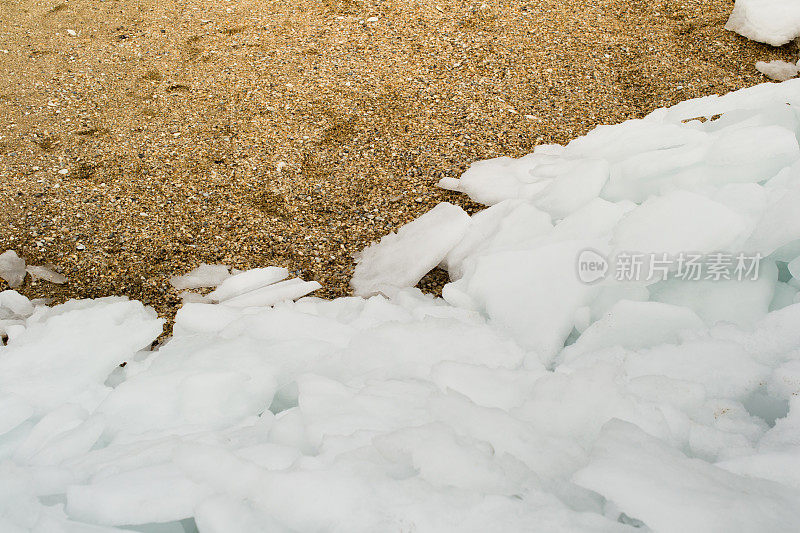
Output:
[{"xmin": 0, "ymin": 0, "xmax": 796, "ymax": 324}]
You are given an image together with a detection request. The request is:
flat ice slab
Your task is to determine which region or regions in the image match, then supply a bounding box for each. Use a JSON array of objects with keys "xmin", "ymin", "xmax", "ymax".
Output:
[{"xmin": 351, "ymin": 202, "xmax": 471, "ymax": 298}]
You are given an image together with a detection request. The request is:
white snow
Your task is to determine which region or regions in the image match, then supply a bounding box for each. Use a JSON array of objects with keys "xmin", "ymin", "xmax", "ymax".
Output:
[{"xmin": 6, "ymin": 78, "xmax": 800, "ymax": 531}]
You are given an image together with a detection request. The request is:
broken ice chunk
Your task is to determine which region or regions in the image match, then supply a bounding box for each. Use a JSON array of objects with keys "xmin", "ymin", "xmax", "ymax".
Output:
[
  {"xmin": 0, "ymin": 394, "xmax": 34, "ymax": 434},
  {"xmin": 444, "ymin": 200, "xmax": 552, "ymax": 280},
  {"xmin": 26, "ymin": 265, "xmax": 67, "ymax": 284},
  {"xmin": 437, "ymin": 155, "xmax": 535, "ymax": 205},
  {"xmin": 648, "ymin": 261, "xmax": 777, "ymax": 327},
  {"xmin": 756, "ymin": 60, "xmax": 800, "ymax": 81},
  {"xmin": 528, "ymin": 158, "xmax": 609, "ymax": 219},
  {"xmin": 0, "ymin": 298, "xmax": 163, "ymax": 414},
  {"xmin": 0, "ymin": 290, "xmax": 34, "ymax": 318},
  {"xmin": 169, "ymin": 263, "xmax": 230, "ymax": 290},
  {"xmin": 746, "ymin": 185, "xmax": 800, "ymax": 257},
  {"xmin": 437, "ymin": 150, "xmax": 566, "ymax": 207},
  {"xmin": 351, "ymin": 203, "xmax": 471, "ymax": 298},
  {"xmin": 443, "ymin": 239, "xmax": 599, "ymax": 365},
  {"xmin": 0, "ymin": 319, "xmax": 25, "ymax": 339},
  {"xmin": 221, "ymin": 278, "xmax": 321, "ymax": 308},
  {"xmin": 0, "ymin": 250, "xmax": 26, "ymax": 288},
  {"xmin": 561, "ymin": 300, "xmax": 705, "ymax": 364},
  {"xmin": 66, "ymin": 463, "xmax": 214, "ymax": 526},
  {"xmin": 206, "ymin": 266, "xmax": 289, "ymax": 302},
  {"xmin": 612, "ymin": 191, "xmax": 748, "ymax": 257},
  {"xmin": 726, "ymin": 0, "xmax": 800, "ymax": 46},
  {"xmin": 574, "ymin": 419, "xmax": 800, "ymax": 532}
]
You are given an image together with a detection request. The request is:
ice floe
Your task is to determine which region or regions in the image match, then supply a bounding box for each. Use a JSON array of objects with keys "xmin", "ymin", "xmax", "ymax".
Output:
[{"xmin": 4, "ymin": 79, "xmax": 800, "ymax": 531}]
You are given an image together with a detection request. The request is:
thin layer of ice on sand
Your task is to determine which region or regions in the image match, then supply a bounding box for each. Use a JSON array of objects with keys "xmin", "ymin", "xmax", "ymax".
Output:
[
  {"xmin": 169, "ymin": 264, "xmax": 231, "ymax": 290},
  {"xmin": 0, "ymin": 250, "xmax": 26, "ymax": 289},
  {"xmin": 726, "ymin": 0, "xmax": 800, "ymax": 46},
  {"xmin": 25, "ymin": 265, "xmax": 67, "ymax": 285},
  {"xmin": 7, "ymin": 79, "xmax": 800, "ymax": 531}
]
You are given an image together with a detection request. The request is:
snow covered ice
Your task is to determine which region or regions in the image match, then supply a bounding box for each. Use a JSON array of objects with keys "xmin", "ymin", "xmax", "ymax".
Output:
[
  {"xmin": 727, "ymin": 0, "xmax": 800, "ymax": 46},
  {"xmin": 755, "ymin": 60, "xmax": 800, "ymax": 82},
  {"xmin": 6, "ymin": 80, "xmax": 800, "ymax": 531},
  {"xmin": 169, "ymin": 264, "xmax": 232, "ymax": 291}
]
